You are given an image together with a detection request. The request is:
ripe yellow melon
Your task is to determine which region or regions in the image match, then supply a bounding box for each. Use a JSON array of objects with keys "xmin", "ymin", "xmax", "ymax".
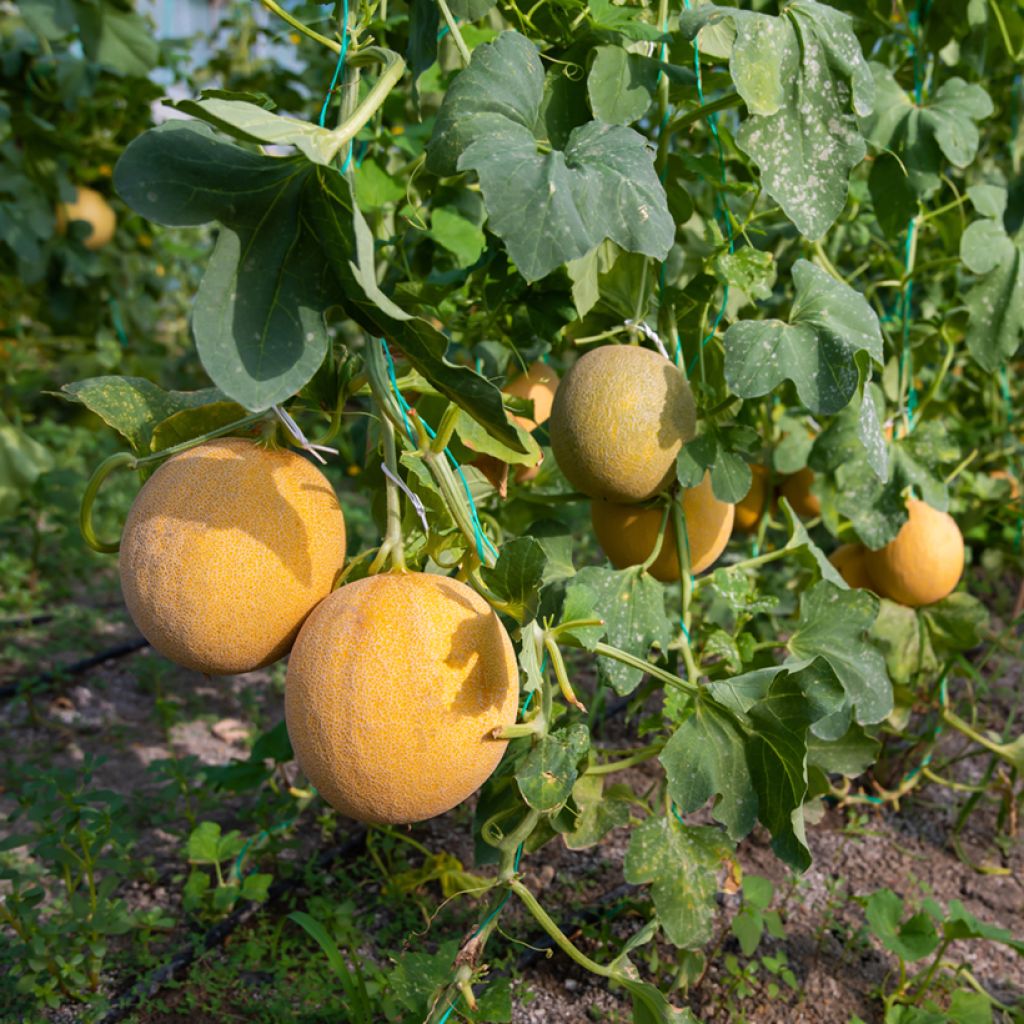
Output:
[
  {"xmin": 780, "ymin": 467, "xmax": 820, "ymax": 519},
  {"xmin": 734, "ymin": 465, "xmax": 770, "ymax": 533},
  {"xmin": 990, "ymin": 469, "xmax": 1020, "ymax": 499},
  {"xmin": 550, "ymin": 345, "xmax": 696, "ymax": 503},
  {"xmin": 591, "ymin": 472, "xmax": 734, "ymax": 582},
  {"xmin": 829, "ymin": 543, "xmax": 874, "ymax": 590},
  {"xmin": 863, "ymin": 499, "xmax": 964, "ymax": 607},
  {"xmin": 56, "ymin": 186, "xmax": 116, "ymax": 250},
  {"xmin": 285, "ymin": 572, "xmax": 519, "ymax": 824},
  {"xmin": 505, "ymin": 360, "xmax": 559, "ymax": 432},
  {"xmin": 119, "ymin": 437, "xmax": 346, "ymax": 675}
]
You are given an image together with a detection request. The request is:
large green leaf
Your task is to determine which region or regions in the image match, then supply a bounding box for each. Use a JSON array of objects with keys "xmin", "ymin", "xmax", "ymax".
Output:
[
  {"xmin": 574, "ymin": 566, "xmax": 671, "ymax": 695},
  {"xmin": 661, "ymin": 693, "xmax": 757, "ymax": 841},
  {"xmin": 426, "ymin": 31, "xmax": 673, "ymax": 281},
  {"xmin": 623, "ymin": 815, "xmax": 732, "ymax": 948},
  {"xmin": 959, "ymin": 187, "xmax": 1024, "ymax": 371},
  {"xmin": 679, "ymin": 0, "xmax": 873, "ymax": 239},
  {"xmin": 787, "ymin": 580, "xmax": 892, "ymax": 726},
  {"xmin": 114, "ymin": 122, "xmax": 330, "ymax": 412},
  {"xmin": 724, "ymin": 261, "xmax": 883, "ymax": 415},
  {"xmin": 861, "ymin": 64, "xmax": 993, "ymax": 197},
  {"xmin": 115, "ymin": 122, "xmax": 523, "ymax": 449}
]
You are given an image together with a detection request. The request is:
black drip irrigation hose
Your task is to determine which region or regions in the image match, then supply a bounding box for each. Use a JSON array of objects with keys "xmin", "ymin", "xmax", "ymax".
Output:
[
  {"xmin": 0, "ymin": 637, "xmax": 149, "ymax": 700},
  {"xmin": 91, "ymin": 827, "xmax": 368, "ymax": 1024}
]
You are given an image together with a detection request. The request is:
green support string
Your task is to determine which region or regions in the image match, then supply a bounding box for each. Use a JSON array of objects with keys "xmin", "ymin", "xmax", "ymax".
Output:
[
  {"xmin": 679, "ymin": 0, "xmax": 734, "ymax": 377},
  {"xmin": 318, "ymin": 0, "xmax": 354, "ymax": 172},
  {"xmin": 380, "ymin": 339, "xmax": 498, "ymax": 563}
]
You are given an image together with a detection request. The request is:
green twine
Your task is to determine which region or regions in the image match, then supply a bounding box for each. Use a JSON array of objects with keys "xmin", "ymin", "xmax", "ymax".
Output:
[
  {"xmin": 318, "ymin": 0, "xmax": 354, "ymax": 173},
  {"xmin": 380, "ymin": 340, "xmax": 498, "ymax": 564},
  {"xmin": 680, "ymin": 0, "xmax": 734, "ymax": 376},
  {"xmin": 108, "ymin": 297, "xmax": 128, "ymax": 348}
]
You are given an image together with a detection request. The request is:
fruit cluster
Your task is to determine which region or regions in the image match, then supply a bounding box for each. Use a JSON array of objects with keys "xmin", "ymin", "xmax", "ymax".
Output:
[
  {"xmin": 118, "ymin": 436, "xmax": 518, "ymax": 825},
  {"xmin": 548, "ymin": 345, "xmax": 734, "ymax": 579}
]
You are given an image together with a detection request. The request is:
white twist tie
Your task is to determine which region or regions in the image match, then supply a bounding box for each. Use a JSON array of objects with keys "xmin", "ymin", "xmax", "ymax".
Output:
[
  {"xmin": 381, "ymin": 463, "xmax": 429, "ymax": 532},
  {"xmin": 625, "ymin": 319, "xmax": 670, "ymax": 360},
  {"xmin": 273, "ymin": 405, "xmax": 339, "ymax": 465}
]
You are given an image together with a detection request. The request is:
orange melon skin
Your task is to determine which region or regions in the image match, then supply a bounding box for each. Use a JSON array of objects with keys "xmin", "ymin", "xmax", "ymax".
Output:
[
  {"xmin": 505, "ymin": 361, "xmax": 559, "ymax": 433},
  {"xmin": 780, "ymin": 467, "xmax": 821, "ymax": 519},
  {"xmin": 829, "ymin": 543, "xmax": 874, "ymax": 590},
  {"xmin": 734, "ymin": 465, "xmax": 769, "ymax": 533},
  {"xmin": 990, "ymin": 469, "xmax": 1021, "ymax": 499},
  {"xmin": 284, "ymin": 572, "xmax": 519, "ymax": 825},
  {"xmin": 550, "ymin": 346, "xmax": 696, "ymax": 503},
  {"xmin": 591, "ymin": 472, "xmax": 735, "ymax": 582},
  {"xmin": 56, "ymin": 186, "xmax": 116, "ymax": 250},
  {"xmin": 119, "ymin": 438, "xmax": 346, "ymax": 676},
  {"xmin": 863, "ymin": 499, "xmax": 965, "ymax": 607}
]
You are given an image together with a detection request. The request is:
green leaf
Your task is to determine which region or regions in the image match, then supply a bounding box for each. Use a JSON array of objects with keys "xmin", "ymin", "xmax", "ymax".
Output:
[
  {"xmin": 309, "ymin": 171, "xmax": 525, "ymax": 451},
  {"xmin": 60, "ymin": 376, "xmax": 229, "ymax": 453},
  {"xmin": 959, "ymin": 210, "xmax": 1024, "ymax": 372},
  {"xmin": 558, "ymin": 776, "xmax": 631, "ymax": 849},
  {"xmin": 787, "ymin": 580, "xmax": 892, "ymax": 726},
  {"xmin": 516, "ymin": 732, "xmax": 580, "ymax": 812},
  {"xmin": 588, "ymin": 0, "xmax": 669, "ymax": 42},
  {"xmin": 240, "ymin": 873, "xmax": 272, "ymax": 902},
  {"xmin": 149, "ymin": 401, "xmax": 249, "ymax": 457},
  {"xmin": 714, "ymin": 248, "xmax": 777, "ymax": 301},
  {"xmin": 114, "ymin": 122, "xmax": 331, "ymax": 412},
  {"xmin": 170, "ymin": 97, "xmax": 348, "ymax": 166},
  {"xmin": 354, "ymin": 158, "xmax": 405, "ymax": 209},
  {"xmin": 430, "ymin": 207, "xmax": 486, "ymax": 267},
  {"xmin": 480, "ymin": 536, "xmax": 547, "ymax": 617},
  {"xmin": 574, "ymin": 566, "xmax": 671, "ymax": 695},
  {"xmin": 587, "ymin": 45, "xmax": 656, "ymax": 125},
  {"xmin": 77, "ymin": 6, "xmax": 160, "ymax": 77},
  {"xmin": 426, "ymin": 32, "xmax": 672, "ymax": 281},
  {"xmin": 744, "ymin": 672, "xmax": 817, "ymax": 871},
  {"xmin": 186, "ymin": 822, "xmax": 222, "ymax": 865},
  {"xmin": 661, "ymin": 692, "xmax": 757, "ymax": 841},
  {"xmin": 861, "ymin": 65, "xmax": 993, "ymax": 197},
  {"xmin": 0, "ymin": 414, "xmax": 54, "ymax": 516},
  {"xmin": 869, "ymin": 152, "xmax": 918, "ymax": 239},
  {"xmin": 557, "ymin": 581, "xmax": 607, "ymax": 650},
  {"xmin": 807, "ymin": 723, "xmax": 880, "ymax": 778},
  {"xmin": 624, "ymin": 815, "xmax": 732, "ymax": 948},
  {"xmin": 407, "ymin": 0, "xmax": 439, "ymax": 99},
  {"xmin": 724, "ymin": 261, "xmax": 883, "ymax": 415},
  {"xmin": 938, "ymin": 900, "xmax": 1024, "ymax": 955},
  {"xmin": 448, "ymin": 0, "xmax": 498, "ymax": 19},
  {"xmin": 864, "ymin": 890, "xmax": 940, "ymax": 961},
  {"xmin": 680, "ymin": 1, "xmax": 874, "ymax": 239}
]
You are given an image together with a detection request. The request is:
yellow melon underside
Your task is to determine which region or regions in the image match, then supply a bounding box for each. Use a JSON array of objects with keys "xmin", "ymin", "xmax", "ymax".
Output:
[
  {"xmin": 591, "ymin": 472, "xmax": 734, "ymax": 582},
  {"xmin": 284, "ymin": 572, "xmax": 520, "ymax": 825},
  {"xmin": 119, "ymin": 437, "xmax": 346, "ymax": 676}
]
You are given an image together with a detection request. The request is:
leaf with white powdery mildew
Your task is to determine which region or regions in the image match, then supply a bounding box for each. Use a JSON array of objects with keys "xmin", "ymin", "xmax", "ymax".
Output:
[
  {"xmin": 724, "ymin": 261, "xmax": 883, "ymax": 415},
  {"xmin": 680, "ymin": 0, "xmax": 873, "ymax": 240},
  {"xmin": 624, "ymin": 815, "xmax": 732, "ymax": 948},
  {"xmin": 574, "ymin": 566, "xmax": 671, "ymax": 695}
]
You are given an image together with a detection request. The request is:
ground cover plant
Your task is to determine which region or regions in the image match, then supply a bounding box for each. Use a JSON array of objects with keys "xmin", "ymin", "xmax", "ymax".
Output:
[{"xmin": 1, "ymin": 0, "xmax": 1023, "ymax": 1021}]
